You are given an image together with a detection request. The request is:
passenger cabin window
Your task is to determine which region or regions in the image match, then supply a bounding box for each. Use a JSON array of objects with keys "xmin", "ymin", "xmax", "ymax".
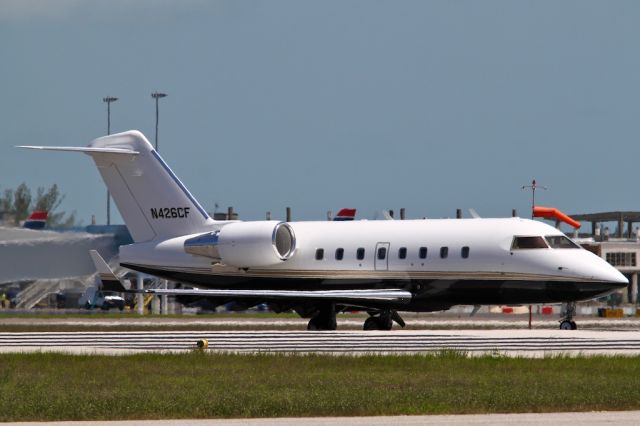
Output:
[
  {"xmin": 398, "ymin": 247, "xmax": 407, "ymax": 259},
  {"xmin": 315, "ymin": 248, "xmax": 324, "ymax": 260},
  {"xmin": 335, "ymin": 248, "xmax": 344, "ymax": 260},
  {"xmin": 461, "ymin": 246, "xmax": 470, "ymax": 258},
  {"xmin": 377, "ymin": 247, "xmax": 387, "ymax": 260},
  {"xmin": 419, "ymin": 247, "xmax": 427, "ymax": 259},
  {"xmin": 511, "ymin": 236, "xmax": 548, "ymax": 250},
  {"xmin": 545, "ymin": 235, "xmax": 579, "ymax": 249},
  {"xmin": 357, "ymin": 248, "xmax": 365, "ymax": 260},
  {"xmin": 440, "ymin": 247, "xmax": 448, "ymax": 259}
]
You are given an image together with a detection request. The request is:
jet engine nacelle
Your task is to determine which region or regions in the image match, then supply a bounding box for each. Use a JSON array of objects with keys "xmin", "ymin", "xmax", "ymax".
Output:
[{"xmin": 184, "ymin": 221, "xmax": 296, "ymax": 268}]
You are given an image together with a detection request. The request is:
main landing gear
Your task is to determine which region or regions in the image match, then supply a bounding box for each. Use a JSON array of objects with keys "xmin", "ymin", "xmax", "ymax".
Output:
[
  {"xmin": 305, "ymin": 305, "xmax": 407, "ymax": 331},
  {"xmin": 307, "ymin": 303, "xmax": 337, "ymax": 331},
  {"xmin": 559, "ymin": 302, "xmax": 577, "ymax": 330},
  {"xmin": 363, "ymin": 310, "xmax": 406, "ymax": 331}
]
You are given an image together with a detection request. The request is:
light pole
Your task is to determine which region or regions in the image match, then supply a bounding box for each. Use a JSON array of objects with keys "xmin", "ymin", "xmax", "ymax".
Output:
[
  {"xmin": 103, "ymin": 96, "xmax": 118, "ymax": 225},
  {"xmin": 151, "ymin": 92, "xmax": 167, "ymax": 151},
  {"xmin": 152, "ymin": 92, "xmax": 169, "ymax": 314}
]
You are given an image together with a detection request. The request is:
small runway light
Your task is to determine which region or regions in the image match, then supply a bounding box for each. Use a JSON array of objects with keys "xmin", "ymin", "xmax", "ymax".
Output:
[{"xmin": 197, "ymin": 339, "xmax": 208, "ymax": 349}]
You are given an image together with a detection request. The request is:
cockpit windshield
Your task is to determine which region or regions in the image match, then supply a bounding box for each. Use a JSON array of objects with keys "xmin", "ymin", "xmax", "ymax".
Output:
[
  {"xmin": 545, "ymin": 235, "xmax": 580, "ymax": 249},
  {"xmin": 511, "ymin": 236, "xmax": 548, "ymax": 249}
]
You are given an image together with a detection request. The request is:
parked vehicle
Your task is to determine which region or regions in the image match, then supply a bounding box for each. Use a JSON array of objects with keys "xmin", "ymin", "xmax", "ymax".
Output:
[{"xmin": 79, "ymin": 287, "xmax": 125, "ymax": 311}]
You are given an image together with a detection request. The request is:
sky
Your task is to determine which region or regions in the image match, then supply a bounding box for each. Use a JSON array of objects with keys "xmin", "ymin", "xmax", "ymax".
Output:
[{"xmin": 1, "ymin": 0, "xmax": 639, "ymax": 228}]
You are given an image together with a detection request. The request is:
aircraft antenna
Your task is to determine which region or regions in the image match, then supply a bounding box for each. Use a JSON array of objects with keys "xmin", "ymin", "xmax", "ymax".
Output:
[
  {"xmin": 522, "ymin": 179, "xmax": 547, "ymax": 219},
  {"xmin": 521, "ymin": 179, "xmax": 547, "ymax": 330}
]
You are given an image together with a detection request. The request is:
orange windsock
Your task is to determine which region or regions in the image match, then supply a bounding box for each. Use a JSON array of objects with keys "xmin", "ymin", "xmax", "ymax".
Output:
[{"xmin": 533, "ymin": 206, "xmax": 581, "ymax": 229}]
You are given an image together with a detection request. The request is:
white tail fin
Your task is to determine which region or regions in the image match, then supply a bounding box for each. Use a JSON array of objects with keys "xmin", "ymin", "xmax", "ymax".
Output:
[{"xmin": 21, "ymin": 131, "xmax": 212, "ymax": 242}]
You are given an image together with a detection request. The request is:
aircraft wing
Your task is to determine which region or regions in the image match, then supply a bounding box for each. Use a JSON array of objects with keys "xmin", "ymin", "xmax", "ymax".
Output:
[
  {"xmin": 139, "ymin": 287, "xmax": 412, "ymax": 303},
  {"xmin": 89, "ymin": 250, "xmax": 412, "ymax": 304}
]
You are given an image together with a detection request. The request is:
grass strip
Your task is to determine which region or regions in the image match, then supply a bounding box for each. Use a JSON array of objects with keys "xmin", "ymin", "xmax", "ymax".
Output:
[{"xmin": 1, "ymin": 351, "xmax": 640, "ymax": 421}]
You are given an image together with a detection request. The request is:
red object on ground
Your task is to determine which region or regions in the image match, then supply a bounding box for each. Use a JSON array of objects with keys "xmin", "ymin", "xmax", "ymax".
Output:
[
  {"xmin": 533, "ymin": 206, "xmax": 581, "ymax": 229},
  {"xmin": 502, "ymin": 307, "xmax": 514, "ymax": 314},
  {"xmin": 542, "ymin": 306, "xmax": 553, "ymax": 315}
]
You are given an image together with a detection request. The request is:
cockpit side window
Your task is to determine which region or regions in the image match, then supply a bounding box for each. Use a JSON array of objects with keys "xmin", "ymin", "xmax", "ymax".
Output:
[
  {"xmin": 511, "ymin": 236, "xmax": 548, "ymax": 250},
  {"xmin": 545, "ymin": 235, "xmax": 580, "ymax": 249}
]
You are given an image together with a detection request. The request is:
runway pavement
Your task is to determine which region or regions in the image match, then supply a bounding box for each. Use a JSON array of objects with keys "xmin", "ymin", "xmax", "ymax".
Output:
[
  {"xmin": 2, "ymin": 329, "xmax": 640, "ymax": 356},
  {"xmin": 4, "ymin": 314, "xmax": 640, "ymax": 329},
  {"xmin": 5, "ymin": 411, "xmax": 640, "ymax": 425}
]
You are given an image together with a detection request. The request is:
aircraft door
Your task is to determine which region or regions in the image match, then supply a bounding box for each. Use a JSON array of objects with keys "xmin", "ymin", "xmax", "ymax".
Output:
[{"xmin": 374, "ymin": 242, "xmax": 390, "ymax": 271}]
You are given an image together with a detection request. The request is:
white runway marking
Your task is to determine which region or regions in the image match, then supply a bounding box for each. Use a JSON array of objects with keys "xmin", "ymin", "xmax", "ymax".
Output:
[
  {"xmin": 2, "ymin": 329, "xmax": 640, "ymax": 357},
  {"xmin": 3, "ymin": 315, "xmax": 640, "ymax": 329}
]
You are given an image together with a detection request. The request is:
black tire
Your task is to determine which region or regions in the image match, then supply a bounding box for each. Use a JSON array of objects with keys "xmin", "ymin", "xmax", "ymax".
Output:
[
  {"xmin": 379, "ymin": 315, "xmax": 393, "ymax": 331},
  {"xmin": 363, "ymin": 316, "xmax": 380, "ymax": 331},
  {"xmin": 570, "ymin": 321, "xmax": 578, "ymax": 330},
  {"xmin": 559, "ymin": 320, "xmax": 573, "ymax": 330},
  {"xmin": 307, "ymin": 319, "xmax": 319, "ymax": 331}
]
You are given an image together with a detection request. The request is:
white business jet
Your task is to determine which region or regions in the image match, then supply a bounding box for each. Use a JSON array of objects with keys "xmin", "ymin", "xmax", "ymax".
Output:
[{"xmin": 21, "ymin": 131, "xmax": 627, "ymax": 330}]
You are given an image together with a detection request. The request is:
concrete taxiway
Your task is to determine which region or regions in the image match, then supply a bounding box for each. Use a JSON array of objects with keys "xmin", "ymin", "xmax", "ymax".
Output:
[{"xmin": 2, "ymin": 329, "xmax": 640, "ymax": 356}]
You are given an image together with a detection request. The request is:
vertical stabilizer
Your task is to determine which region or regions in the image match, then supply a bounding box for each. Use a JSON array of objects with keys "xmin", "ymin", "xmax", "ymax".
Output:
[{"xmin": 86, "ymin": 131, "xmax": 212, "ymax": 242}]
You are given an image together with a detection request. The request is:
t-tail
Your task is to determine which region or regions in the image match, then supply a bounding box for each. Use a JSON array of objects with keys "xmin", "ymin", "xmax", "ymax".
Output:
[
  {"xmin": 22, "ymin": 211, "xmax": 48, "ymax": 229},
  {"xmin": 20, "ymin": 131, "xmax": 214, "ymax": 242}
]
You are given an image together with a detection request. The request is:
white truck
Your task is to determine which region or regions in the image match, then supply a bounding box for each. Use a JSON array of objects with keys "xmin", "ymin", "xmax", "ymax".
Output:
[{"xmin": 79, "ymin": 286, "xmax": 125, "ymax": 311}]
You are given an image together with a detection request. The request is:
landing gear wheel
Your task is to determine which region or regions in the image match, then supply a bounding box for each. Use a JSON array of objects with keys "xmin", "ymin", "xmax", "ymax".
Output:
[
  {"xmin": 363, "ymin": 316, "xmax": 380, "ymax": 330},
  {"xmin": 363, "ymin": 313, "xmax": 394, "ymax": 331},
  {"xmin": 307, "ymin": 318, "xmax": 319, "ymax": 331},
  {"xmin": 307, "ymin": 316, "xmax": 336, "ymax": 331},
  {"xmin": 378, "ymin": 314, "xmax": 393, "ymax": 331},
  {"xmin": 570, "ymin": 321, "xmax": 577, "ymax": 330},
  {"xmin": 559, "ymin": 320, "xmax": 573, "ymax": 330},
  {"xmin": 306, "ymin": 303, "xmax": 337, "ymax": 331}
]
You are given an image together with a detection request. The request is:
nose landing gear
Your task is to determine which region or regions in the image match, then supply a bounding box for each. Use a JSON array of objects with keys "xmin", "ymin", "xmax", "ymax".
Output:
[{"xmin": 559, "ymin": 302, "xmax": 577, "ymax": 330}]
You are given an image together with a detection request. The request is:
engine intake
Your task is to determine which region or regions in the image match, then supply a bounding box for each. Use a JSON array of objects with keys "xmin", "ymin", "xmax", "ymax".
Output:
[{"xmin": 184, "ymin": 221, "xmax": 296, "ymax": 268}]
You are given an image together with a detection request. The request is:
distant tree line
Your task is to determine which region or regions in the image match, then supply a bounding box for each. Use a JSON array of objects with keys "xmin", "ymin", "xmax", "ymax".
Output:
[{"xmin": 0, "ymin": 183, "xmax": 78, "ymax": 228}]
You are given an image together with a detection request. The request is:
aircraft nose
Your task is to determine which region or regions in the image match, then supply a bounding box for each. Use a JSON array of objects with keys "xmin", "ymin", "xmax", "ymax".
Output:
[
  {"xmin": 571, "ymin": 251, "xmax": 629, "ymax": 287},
  {"xmin": 593, "ymin": 260, "xmax": 628, "ymax": 287}
]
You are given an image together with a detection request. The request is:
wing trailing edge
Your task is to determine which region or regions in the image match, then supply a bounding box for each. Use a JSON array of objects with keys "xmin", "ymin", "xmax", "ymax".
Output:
[{"xmin": 142, "ymin": 288, "xmax": 413, "ymax": 304}]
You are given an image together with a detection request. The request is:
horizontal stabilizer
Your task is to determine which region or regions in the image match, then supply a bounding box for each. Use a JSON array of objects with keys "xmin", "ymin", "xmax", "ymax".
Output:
[
  {"xmin": 21, "ymin": 131, "xmax": 212, "ymax": 243},
  {"xmin": 89, "ymin": 250, "xmax": 127, "ymax": 292},
  {"xmin": 18, "ymin": 146, "xmax": 139, "ymax": 155},
  {"xmin": 134, "ymin": 288, "xmax": 412, "ymax": 305}
]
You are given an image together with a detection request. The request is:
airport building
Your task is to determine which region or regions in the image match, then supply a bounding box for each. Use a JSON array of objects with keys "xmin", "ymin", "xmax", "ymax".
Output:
[
  {"xmin": 0, "ymin": 224, "xmax": 131, "ymax": 309},
  {"xmin": 571, "ymin": 211, "xmax": 640, "ymax": 304}
]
